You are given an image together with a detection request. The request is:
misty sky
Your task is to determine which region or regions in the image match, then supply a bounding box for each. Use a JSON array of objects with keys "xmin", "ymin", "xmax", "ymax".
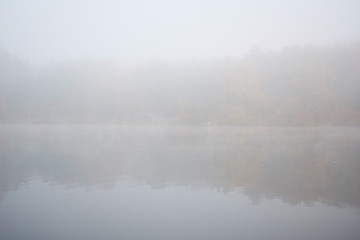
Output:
[{"xmin": 0, "ymin": 0, "xmax": 359, "ymax": 65}]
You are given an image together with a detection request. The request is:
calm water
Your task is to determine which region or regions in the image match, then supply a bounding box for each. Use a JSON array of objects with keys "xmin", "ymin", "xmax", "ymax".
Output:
[{"xmin": 0, "ymin": 125, "xmax": 360, "ymax": 240}]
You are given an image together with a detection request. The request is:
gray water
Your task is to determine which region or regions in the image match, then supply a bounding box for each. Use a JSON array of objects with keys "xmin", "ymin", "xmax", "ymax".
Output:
[{"xmin": 0, "ymin": 125, "xmax": 360, "ymax": 240}]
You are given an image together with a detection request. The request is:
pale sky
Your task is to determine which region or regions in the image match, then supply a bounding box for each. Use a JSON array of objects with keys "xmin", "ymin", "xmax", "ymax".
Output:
[{"xmin": 0, "ymin": 0, "xmax": 359, "ymax": 66}]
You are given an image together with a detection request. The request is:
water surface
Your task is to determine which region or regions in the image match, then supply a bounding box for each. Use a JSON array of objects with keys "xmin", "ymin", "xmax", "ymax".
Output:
[{"xmin": 0, "ymin": 125, "xmax": 359, "ymax": 239}]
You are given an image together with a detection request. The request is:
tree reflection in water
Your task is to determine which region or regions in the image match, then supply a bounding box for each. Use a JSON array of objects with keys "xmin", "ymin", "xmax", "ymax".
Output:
[{"xmin": 0, "ymin": 125, "xmax": 359, "ymax": 208}]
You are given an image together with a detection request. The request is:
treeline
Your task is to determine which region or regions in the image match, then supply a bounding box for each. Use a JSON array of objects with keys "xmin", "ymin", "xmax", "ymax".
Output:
[{"xmin": 0, "ymin": 42, "xmax": 359, "ymax": 125}]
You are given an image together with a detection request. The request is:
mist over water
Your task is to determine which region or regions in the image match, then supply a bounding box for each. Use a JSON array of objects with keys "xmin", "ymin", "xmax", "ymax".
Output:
[
  {"xmin": 1, "ymin": 125, "xmax": 360, "ymax": 240},
  {"xmin": 1, "ymin": 125, "xmax": 360, "ymax": 206},
  {"xmin": 1, "ymin": 0, "xmax": 360, "ymax": 239}
]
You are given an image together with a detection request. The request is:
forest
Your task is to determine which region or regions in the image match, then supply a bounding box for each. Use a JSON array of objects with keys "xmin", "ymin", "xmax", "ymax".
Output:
[{"xmin": 1, "ymin": 41, "xmax": 359, "ymax": 125}]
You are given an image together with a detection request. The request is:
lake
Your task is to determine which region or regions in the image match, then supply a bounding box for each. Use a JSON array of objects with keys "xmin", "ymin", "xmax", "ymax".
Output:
[{"xmin": 0, "ymin": 125, "xmax": 360, "ymax": 240}]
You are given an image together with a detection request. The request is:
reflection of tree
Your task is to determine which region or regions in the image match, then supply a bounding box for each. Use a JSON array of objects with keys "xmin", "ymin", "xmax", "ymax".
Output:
[{"xmin": 1, "ymin": 126, "xmax": 359, "ymax": 208}]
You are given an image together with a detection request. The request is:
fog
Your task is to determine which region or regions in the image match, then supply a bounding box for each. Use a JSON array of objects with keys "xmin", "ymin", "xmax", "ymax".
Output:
[
  {"xmin": 0, "ymin": 0, "xmax": 360, "ymax": 125},
  {"xmin": 1, "ymin": 0, "xmax": 360, "ymax": 65},
  {"xmin": 1, "ymin": 1, "xmax": 360, "ymax": 240},
  {"xmin": 1, "ymin": 41, "xmax": 360, "ymax": 125}
]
